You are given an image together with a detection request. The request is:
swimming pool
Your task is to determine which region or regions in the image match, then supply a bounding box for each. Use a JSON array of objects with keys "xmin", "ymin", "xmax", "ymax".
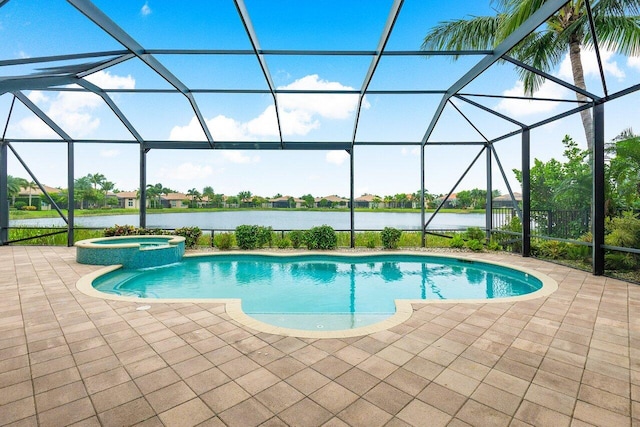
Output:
[{"xmin": 77, "ymin": 252, "xmax": 557, "ymax": 337}]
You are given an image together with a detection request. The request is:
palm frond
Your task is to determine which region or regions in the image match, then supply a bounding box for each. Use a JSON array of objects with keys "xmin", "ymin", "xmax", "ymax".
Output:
[
  {"xmin": 421, "ymin": 16, "xmax": 502, "ymax": 56},
  {"xmin": 496, "ymin": 0, "xmax": 549, "ymax": 40},
  {"xmin": 512, "ymin": 31, "xmax": 564, "ymax": 94},
  {"xmin": 584, "ymin": 15, "xmax": 640, "ymax": 56},
  {"xmin": 593, "ymin": 0, "xmax": 640, "ymax": 17}
]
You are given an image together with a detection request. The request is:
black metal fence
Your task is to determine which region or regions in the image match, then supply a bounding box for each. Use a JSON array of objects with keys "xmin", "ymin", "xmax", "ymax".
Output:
[{"xmin": 493, "ymin": 208, "xmax": 590, "ymax": 240}]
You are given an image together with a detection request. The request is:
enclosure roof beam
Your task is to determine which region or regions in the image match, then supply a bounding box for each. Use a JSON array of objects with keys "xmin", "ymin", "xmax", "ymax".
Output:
[
  {"xmin": 77, "ymin": 53, "xmax": 135, "ymax": 78},
  {"xmin": 13, "ymin": 91, "xmax": 73, "ymax": 142},
  {"xmin": 454, "ymin": 94, "xmax": 526, "ymax": 128},
  {"xmin": 77, "ymin": 79, "xmax": 145, "ymax": 143},
  {"xmin": 351, "ymin": 0, "xmax": 404, "ymax": 148},
  {"xmin": 503, "ymin": 55, "xmax": 600, "ymax": 101},
  {"xmin": 0, "ymin": 50, "xmax": 129, "ymax": 67},
  {"xmin": 0, "ymin": 75, "xmax": 76, "ymax": 95},
  {"xmin": 421, "ymin": 0, "xmax": 567, "ymax": 146},
  {"xmin": 67, "ymin": 0, "xmax": 214, "ymax": 148},
  {"xmin": 31, "ymin": 87, "xmax": 449, "ymax": 95},
  {"xmin": 234, "ymin": 0, "xmax": 284, "ymax": 147}
]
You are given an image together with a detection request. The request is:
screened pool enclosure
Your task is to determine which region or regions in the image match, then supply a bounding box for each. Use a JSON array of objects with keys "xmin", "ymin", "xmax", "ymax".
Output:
[{"xmin": 2, "ymin": 0, "xmax": 640, "ymax": 276}]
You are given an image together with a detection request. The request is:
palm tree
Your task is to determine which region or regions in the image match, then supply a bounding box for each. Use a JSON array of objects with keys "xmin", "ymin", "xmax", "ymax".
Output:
[
  {"xmin": 26, "ymin": 181, "xmax": 38, "ymax": 207},
  {"xmin": 88, "ymin": 173, "xmax": 106, "ymax": 191},
  {"xmin": 202, "ymin": 186, "xmax": 215, "ymax": 206},
  {"xmin": 7, "ymin": 176, "xmax": 28, "ymax": 206},
  {"xmin": 422, "ymin": 0, "xmax": 640, "ymax": 149},
  {"xmin": 74, "ymin": 176, "xmax": 93, "ymax": 209},
  {"xmin": 100, "ymin": 181, "xmax": 115, "ymax": 207},
  {"xmin": 146, "ymin": 183, "xmax": 173, "ymax": 208},
  {"xmin": 186, "ymin": 188, "xmax": 201, "ymax": 208},
  {"xmin": 237, "ymin": 190, "xmax": 252, "ymax": 207}
]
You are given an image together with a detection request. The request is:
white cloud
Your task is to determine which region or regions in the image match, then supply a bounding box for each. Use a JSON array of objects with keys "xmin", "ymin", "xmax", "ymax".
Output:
[
  {"xmin": 495, "ymin": 80, "xmax": 569, "ymax": 117},
  {"xmin": 627, "ymin": 56, "xmax": 640, "ymax": 71},
  {"xmin": 169, "ymin": 74, "xmax": 365, "ymax": 141},
  {"xmin": 162, "ymin": 162, "xmax": 213, "ymax": 180},
  {"xmin": 12, "ymin": 71, "xmax": 135, "ymax": 138},
  {"xmin": 141, "ymin": 1, "xmax": 152, "ymax": 16},
  {"xmin": 558, "ymin": 48, "xmax": 624, "ymax": 81},
  {"xmin": 222, "ymin": 151, "xmax": 260, "ymax": 164},
  {"xmin": 100, "ymin": 149, "xmax": 120, "ymax": 158},
  {"xmin": 326, "ymin": 151, "xmax": 349, "ymax": 165},
  {"xmin": 85, "ymin": 70, "xmax": 135, "ymax": 89},
  {"xmin": 278, "ymin": 74, "xmax": 368, "ymax": 120},
  {"xmin": 401, "ymin": 147, "xmax": 420, "ymax": 156}
]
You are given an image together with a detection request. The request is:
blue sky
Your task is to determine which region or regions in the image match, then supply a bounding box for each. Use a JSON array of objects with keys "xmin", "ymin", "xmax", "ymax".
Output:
[{"xmin": 2, "ymin": 0, "xmax": 640, "ymax": 199}]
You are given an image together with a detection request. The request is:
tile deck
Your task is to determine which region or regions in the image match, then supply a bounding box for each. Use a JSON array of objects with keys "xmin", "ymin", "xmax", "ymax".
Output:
[{"xmin": 0, "ymin": 246, "xmax": 638, "ymax": 426}]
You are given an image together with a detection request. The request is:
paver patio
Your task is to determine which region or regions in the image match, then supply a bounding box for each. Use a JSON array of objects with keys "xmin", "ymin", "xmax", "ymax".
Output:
[{"xmin": 0, "ymin": 245, "xmax": 638, "ymax": 426}]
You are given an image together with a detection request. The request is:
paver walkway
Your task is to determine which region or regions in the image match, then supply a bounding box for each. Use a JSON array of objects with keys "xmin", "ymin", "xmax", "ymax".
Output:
[{"xmin": 0, "ymin": 246, "xmax": 638, "ymax": 426}]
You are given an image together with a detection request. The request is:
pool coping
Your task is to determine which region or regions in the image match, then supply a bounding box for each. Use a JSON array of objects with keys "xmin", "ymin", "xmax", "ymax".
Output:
[
  {"xmin": 74, "ymin": 234, "xmax": 186, "ymax": 249},
  {"xmin": 75, "ymin": 251, "xmax": 558, "ymax": 338}
]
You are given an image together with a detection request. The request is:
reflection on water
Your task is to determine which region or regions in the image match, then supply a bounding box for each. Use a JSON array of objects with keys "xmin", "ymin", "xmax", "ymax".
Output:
[{"xmin": 380, "ymin": 262, "xmax": 403, "ymax": 282}]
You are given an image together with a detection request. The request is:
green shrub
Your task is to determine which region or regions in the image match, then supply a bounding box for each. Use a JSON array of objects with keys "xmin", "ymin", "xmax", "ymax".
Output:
[
  {"xmin": 277, "ymin": 237, "xmax": 291, "ymax": 249},
  {"xmin": 465, "ymin": 239, "xmax": 484, "ymax": 252},
  {"xmin": 104, "ymin": 224, "xmax": 138, "ymax": 236},
  {"xmin": 464, "ymin": 227, "xmax": 485, "ymax": 241},
  {"xmin": 487, "ymin": 239, "xmax": 502, "ymax": 251},
  {"xmin": 604, "ymin": 212, "xmax": 640, "ymax": 270},
  {"xmin": 235, "ymin": 225, "xmax": 259, "ymax": 249},
  {"xmin": 363, "ymin": 231, "xmax": 378, "ymax": 249},
  {"xmin": 256, "ymin": 226, "xmax": 273, "ymax": 248},
  {"xmin": 138, "ymin": 228, "xmax": 168, "ymax": 236},
  {"xmin": 14, "ymin": 201, "xmax": 26, "ymax": 210},
  {"xmin": 538, "ymin": 240, "xmax": 568, "ymax": 259},
  {"xmin": 449, "ymin": 234, "xmax": 465, "ymax": 248},
  {"xmin": 305, "ymin": 225, "xmax": 337, "ymax": 250},
  {"xmin": 175, "ymin": 227, "xmax": 202, "ymax": 249},
  {"xmin": 605, "ymin": 252, "xmax": 637, "ymax": 271},
  {"xmin": 381, "ymin": 227, "xmax": 402, "ymax": 249},
  {"xmin": 215, "ymin": 233, "xmax": 234, "ymax": 250},
  {"xmin": 288, "ymin": 230, "xmax": 305, "ymax": 249}
]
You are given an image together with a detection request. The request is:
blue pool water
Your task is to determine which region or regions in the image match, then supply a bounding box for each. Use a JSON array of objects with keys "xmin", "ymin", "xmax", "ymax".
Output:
[{"xmin": 92, "ymin": 254, "xmax": 542, "ymax": 331}]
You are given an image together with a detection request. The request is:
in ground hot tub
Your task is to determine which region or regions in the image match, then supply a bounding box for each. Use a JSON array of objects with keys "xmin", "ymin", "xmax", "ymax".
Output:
[{"xmin": 75, "ymin": 235, "xmax": 185, "ymax": 269}]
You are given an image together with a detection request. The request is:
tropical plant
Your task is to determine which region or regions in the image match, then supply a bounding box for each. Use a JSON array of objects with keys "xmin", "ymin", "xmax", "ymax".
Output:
[
  {"xmin": 7, "ymin": 175, "xmax": 28, "ymax": 206},
  {"xmin": 513, "ymin": 135, "xmax": 591, "ymax": 212},
  {"xmin": 422, "ymin": 0, "xmax": 640, "ymax": 149},
  {"xmin": 301, "ymin": 194, "xmax": 315, "ymax": 208},
  {"xmin": 214, "ymin": 232, "xmax": 234, "ymax": 250},
  {"xmin": 202, "ymin": 186, "xmax": 215, "ymax": 201},
  {"xmin": 186, "ymin": 188, "xmax": 202, "ymax": 208},
  {"xmin": 304, "ymin": 225, "xmax": 337, "ymax": 250},
  {"xmin": 100, "ymin": 180, "xmax": 115, "ymax": 207},
  {"xmin": 606, "ymin": 129, "xmax": 640, "ymax": 211},
  {"xmin": 175, "ymin": 227, "xmax": 202, "ymax": 248},
  {"xmin": 88, "ymin": 173, "xmax": 106, "ymax": 191},
  {"xmin": 381, "ymin": 227, "xmax": 402, "ymax": 249},
  {"xmin": 237, "ymin": 191, "xmax": 253, "ymax": 207},
  {"xmin": 288, "ymin": 230, "xmax": 305, "ymax": 248},
  {"xmin": 235, "ymin": 225, "xmax": 271, "ymax": 249},
  {"xmin": 25, "ymin": 181, "xmax": 38, "ymax": 207},
  {"xmin": 75, "ymin": 176, "xmax": 94, "ymax": 209}
]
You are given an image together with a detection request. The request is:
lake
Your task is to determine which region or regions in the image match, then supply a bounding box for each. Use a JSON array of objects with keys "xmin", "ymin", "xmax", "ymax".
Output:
[{"xmin": 10, "ymin": 210, "xmax": 486, "ymax": 231}]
